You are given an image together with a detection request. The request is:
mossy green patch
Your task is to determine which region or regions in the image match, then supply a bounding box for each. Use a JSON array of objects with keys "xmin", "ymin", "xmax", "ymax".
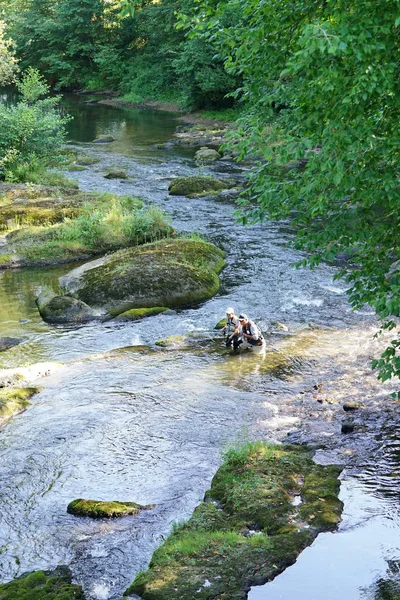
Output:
[
  {"xmin": 117, "ymin": 306, "xmax": 169, "ymax": 320},
  {"xmin": 67, "ymin": 498, "xmax": 155, "ymax": 518},
  {"xmin": 215, "ymin": 318, "xmax": 227, "ymax": 329},
  {"xmin": 168, "ymin": 176, "xmax": 236, "ymax": 197},
  {"xmin": 0, "ymin": 566, "xmax": 85, "ymax": 600},
  {"xmin": 0, "ymin": 387, "xmax": 39, "ymax": 422},
  {"xmin": 62, "ymin": 238, "xmax": 226, "ymax": 315},
  {"xmin": 125, "ymin": 442, "xmax": 343, "ymax": 600},
  {"xmin": 155, "ymin": 335, "xmax": 186, "ymax": 347}
]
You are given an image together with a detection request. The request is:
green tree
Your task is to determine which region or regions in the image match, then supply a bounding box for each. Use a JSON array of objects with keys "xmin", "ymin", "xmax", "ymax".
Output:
[
  {"xmin": 0, "ymin": 20, "xmax": 18, "ymax": 84},
  {"xmin": 188, "ymin": 0, "xmax": 400, "ymax": 384},
  {"xmin": 0, "ymin": 68, "xmax": 69, "ymax": 180}
]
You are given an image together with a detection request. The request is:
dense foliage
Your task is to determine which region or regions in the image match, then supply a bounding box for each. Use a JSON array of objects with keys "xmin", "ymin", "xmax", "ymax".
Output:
[
  {"xmin": 183, "ymin": 0, "xmax": 400, "ymax": 383},
  {"xmin": 0, "ymin": 68, "xmax": 69, "ymax": 181},
  {"xmin": 1, "ymin": 0, "xmax": 238, "ymax": 108},
  {"xmin": 0, "ymin": 20, "xmax": 18, "ymax": 84}
]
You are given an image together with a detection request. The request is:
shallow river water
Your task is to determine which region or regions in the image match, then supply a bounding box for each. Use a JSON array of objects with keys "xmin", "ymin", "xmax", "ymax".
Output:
[{"xmin": 0, "ymin": 95, "xmax": 399, "ymax": 600}]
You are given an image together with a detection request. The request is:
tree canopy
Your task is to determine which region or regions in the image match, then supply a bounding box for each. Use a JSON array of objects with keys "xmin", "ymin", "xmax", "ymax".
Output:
[
  {"xmin": 0, "ymin": 20, "xmax": 18, "ymax": 84},
  {"xmin": 182, "ymin": 0, "xmax": 400, "ymax": 384}
]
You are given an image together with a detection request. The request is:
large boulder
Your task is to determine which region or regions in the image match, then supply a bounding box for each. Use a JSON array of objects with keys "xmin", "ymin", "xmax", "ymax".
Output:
[
  {"xmin": 36, "ymin": 287, "xmax": 97, "ymax": 324},
  {"xmin": 168, "ymin": 176, "xmax": 236, "ymax": 197},
  {"xmin": 60, "ymin": 238, "xmax": 226, "ymax": 316}
]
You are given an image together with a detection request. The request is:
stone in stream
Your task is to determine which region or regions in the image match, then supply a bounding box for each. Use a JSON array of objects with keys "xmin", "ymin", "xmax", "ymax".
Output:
[
  {"xmin": 194, "ymin": 146, "xmax": 221, "ymax": 162},
  {"xmin": 59, "ymin": 238, "xmax": 226, "ymax": 318},
  {"xmin": 341, "ymin": 420, "xmax": 355, "ymax": 434},
  {"xmin": 168, "ymin": 175, "xmax": 236, "ymax": 198},
  {"xmin": 0, "ymin": 337, "xmax": 24, "ymax": 352},
  {"xmin": 67, "ymin": 498, "xmax": 155, "ymax": 518},
  {"xmin": 36, "ymin": 287, "xmax": 98, "ymax": 324},
  {"xmin": 92, "ymin": 134, "xmax": 115, "ymax": 143},
  {"xmin": 104, "ymin": 169, "xmax": 128, "ymax": 179}
]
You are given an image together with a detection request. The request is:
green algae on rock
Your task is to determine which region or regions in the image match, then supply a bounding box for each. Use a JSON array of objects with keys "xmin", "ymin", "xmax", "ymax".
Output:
[
  {"xmin": 104, "ymin": 170, "xmax": 128, "ymax": 179},
  {"xmin": 155, "ymin": 335, "xmax": 187, "ymax": 348},
  {"xmin": 116, "ymin": 306, "xmax": 169, "ymax": 320},
  {"xmin": 60, "ymin": 238, "xmax": 226, "ymax": 316},
  {"xmin": 215, "ymin": 318, "xmax": 227, "ymax": 329},
  {"xmin": 67, "ymin": 498, "xmax": 155, "ymax": 518},
  {"xmin": 125, "ymin": 442, "xmax": 343, "ymax": 600},
  {"xmin": 194, "ymin": 147, "xmax": 221, "ymax": 162},
  {"xmin": 168, "ymin": 176, "xmax": 236, "ymax": 197},
  {"xmin": 0, "ymin": 566, "xmax": 85, "ymax": 600},
  {"xmin": 0, "ymin": 387, "xmax": 39, "ymax": 424}
]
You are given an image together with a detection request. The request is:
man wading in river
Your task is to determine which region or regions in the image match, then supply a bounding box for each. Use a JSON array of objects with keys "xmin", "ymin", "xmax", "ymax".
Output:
[
  {"xmin": 237, "ymin": 314, "xmax": 264, "ymax": 350},
  {"xmin": 221, "ymin": 307, "xmax": 241, "ymax": 350}
]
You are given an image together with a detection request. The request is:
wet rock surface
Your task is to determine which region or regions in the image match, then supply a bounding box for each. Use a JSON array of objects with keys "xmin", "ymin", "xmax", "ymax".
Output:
[
  {"xmin": 59, "ymin": 238, "xmax": 226, "ymax": 316},
  {"xmin": 0, "ymin": 337, "xmax": 24, "ymax": 352},
  {"xmin": 67, "ymin": 499, "xmax": 155, "ymax": 519},
  {"xmin": 36, "ymin": 288, "xmax": 97, "ymax": 324}
]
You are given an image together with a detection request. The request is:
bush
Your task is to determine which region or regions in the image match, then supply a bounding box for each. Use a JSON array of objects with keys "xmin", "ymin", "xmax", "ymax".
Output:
[{"xmin": 0, "ymin": 68, "xmax": 69, "ymax": 181}]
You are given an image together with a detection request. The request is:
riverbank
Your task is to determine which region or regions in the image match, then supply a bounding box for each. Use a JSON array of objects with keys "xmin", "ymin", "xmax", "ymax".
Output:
[{"xmin": 126, "ymin": 442, "xmax": 343, "ymax": 600}]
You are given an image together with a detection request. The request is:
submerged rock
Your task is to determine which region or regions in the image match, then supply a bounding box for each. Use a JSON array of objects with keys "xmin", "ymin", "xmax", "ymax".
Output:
[
  {"xmin": 67, "ymin": 498, "xmax": 155, "ymax": 518},
  {"xmin": 168, "ymin": 176, "xmax": 236, "ymax": 197},
  {"xmin": 0, "ymin": 565, "xmax": 85, "ymax": 599},
  {"xmin": 93, "ymin": 134, "xmax": 115, "ymax": 143},
  {"xmin": 36, "ymin": 287, "xmax": 97, "ymax": 324},
  {"xmin": 194, "ymin": 147, "xmax": 221, "ymax": 162},
  {"xmin": 155, "ymin": 335, "xmax": 187, "ymax": 348},
  {"xmin": 60, "ymin": 238, "xmax": 226, "ymax": 317},
  {"xmin": 0, "ymin": 337, "xmax": 24, "ymax": 352}
]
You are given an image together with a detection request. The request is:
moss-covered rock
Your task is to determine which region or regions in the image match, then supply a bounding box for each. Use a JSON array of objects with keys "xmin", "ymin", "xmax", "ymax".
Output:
[
  {"xmin": 67, "ymin": 498, "xmax": 155, "ymax": 518},
  {"xmin": 194, "ymin": 147, "xmax": 221, "ymax": 162},
  {"xmin": 155, "ymin": 335, "xmax": 187, "ymax": 348},
  {"xmin": 60, "ymin": 238, "xmax": 226, "ymax": 316},
  {"xmin": 0, "ymin": 387, "xmax": 39, "ymax": 424},
  {"xmin": 104, "ymin": 170, "xmax": 128, "ymax": 179},
  {"xmin": 76, "ymin": 156, "xmax": 100, "ymax": 166},
  {"xmin": 117, "ymin": 306, "xmax": 169, "ymax": 320},
  {"xmin": 215, "ymin": 318, "xmax": 227, "ymax": 329},
  {"xmin": 36, "ymin": 288, "xmax": 97, "ymax": 324},
  {"xmin": 0, "ymin": 566, "xmax": 85, "ymax": 599},
  {"xmin": 67, "ymin": 165, "xmax": 87, "ymax": 172},
  {"xmin": 168, "ymin": 176, "xmax": 236, "ymax": 197},
  {"xmin": 125, "ymin": 443, "xmax": 343, "ymax": 600}
]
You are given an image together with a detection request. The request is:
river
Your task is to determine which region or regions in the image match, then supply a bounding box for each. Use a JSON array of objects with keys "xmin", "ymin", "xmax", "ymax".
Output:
[{"xmin": 0, "ymin": 94, "xmax": 399, "ymax": 600}]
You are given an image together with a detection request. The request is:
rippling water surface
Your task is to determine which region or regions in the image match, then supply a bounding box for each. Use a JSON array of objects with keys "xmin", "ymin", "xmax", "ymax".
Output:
[{"xmin": 0, "ymin": 94, "xmax": 399, "ymax": 600}]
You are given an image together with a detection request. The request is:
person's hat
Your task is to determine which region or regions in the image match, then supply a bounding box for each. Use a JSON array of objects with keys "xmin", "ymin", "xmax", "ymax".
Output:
[
  {"xmin": 226, "ymin": 307, "xmax": 235, "ymax": 314},
  {"xmin": 238, "ymin": 313, "xmax": 247, "ymax": 320}
]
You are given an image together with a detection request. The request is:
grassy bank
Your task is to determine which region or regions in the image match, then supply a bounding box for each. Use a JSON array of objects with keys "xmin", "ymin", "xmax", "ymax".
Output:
[
  {"xmin": 0, "ymin": 187, "xmax": 172, "ymax": 267},
  {"xmin": 126, "ymin": 442, "xmax": 343, "ymax": 600}
]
